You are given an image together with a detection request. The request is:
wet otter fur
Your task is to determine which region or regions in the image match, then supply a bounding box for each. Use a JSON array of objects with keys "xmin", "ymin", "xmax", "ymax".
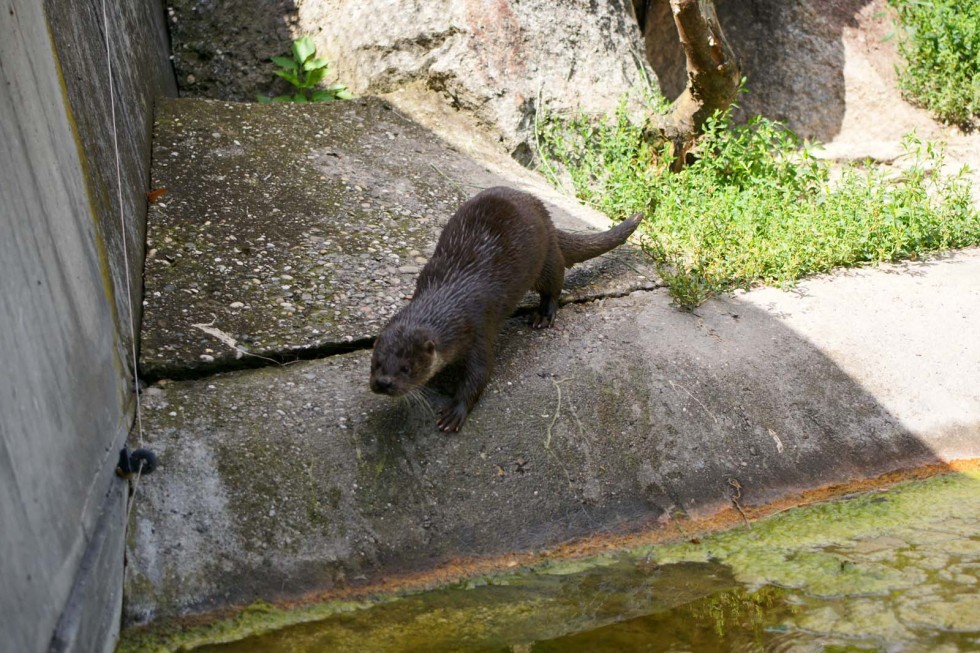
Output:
[{"xmin": 370, "ymin": 186, "xmax": 643, "ymax": 432}]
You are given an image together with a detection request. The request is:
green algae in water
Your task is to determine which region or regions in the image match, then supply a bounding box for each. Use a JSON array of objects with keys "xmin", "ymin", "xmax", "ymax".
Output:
[
  {"xmin": 127, "ymin": 472, "xmax": 980, "ymax": 652},
  {"xmin": 192, "ymin": 561, "xmax": 741, "ymax": 653}
]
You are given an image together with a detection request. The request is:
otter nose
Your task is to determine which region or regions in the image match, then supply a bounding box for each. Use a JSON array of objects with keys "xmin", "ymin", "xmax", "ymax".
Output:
[{"xmin": 371, "ymin": 377, "xmax": 394, "ymax": 395}]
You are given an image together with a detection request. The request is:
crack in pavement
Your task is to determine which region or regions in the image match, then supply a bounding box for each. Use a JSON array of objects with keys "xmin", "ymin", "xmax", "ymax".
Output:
[{"xmin": 139, "ymin": 284, "xmax": 665, "ymax": 386}]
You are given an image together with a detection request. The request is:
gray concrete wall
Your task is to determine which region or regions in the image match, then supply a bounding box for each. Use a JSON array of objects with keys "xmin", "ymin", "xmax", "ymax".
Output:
[
  {"xmin": 45, "ymin": 0, "xmax": 177, "ymax": 343},
  {"xmin": 0, "ymin": 0, "xmax": 173, "ymax": 651}
]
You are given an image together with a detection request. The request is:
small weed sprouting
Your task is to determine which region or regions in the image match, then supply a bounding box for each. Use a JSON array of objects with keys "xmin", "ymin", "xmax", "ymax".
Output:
[
  {"xmin": 646, "ymin": 243, "xmax": 717, "ymax": 311},
  {"xmin": 888, "ymin": 0, "xmax": 980, "ymax": 128},
  {"xmin": 536, "ymin": 97, "xmax": 980, "ymax": 310},
  {"xmin": 258, "ymin": 36, "xmax": 353, "ymax": 104}
]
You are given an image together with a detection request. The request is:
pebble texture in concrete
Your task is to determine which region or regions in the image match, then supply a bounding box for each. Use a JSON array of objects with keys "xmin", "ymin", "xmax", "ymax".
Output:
[
  {"xmin": 140, "ymin": 98, "xmax": 656, "ymax": 380},
  {"xmin": 126, "ymin": 250, "xmax": 980, "ymax": 624}
]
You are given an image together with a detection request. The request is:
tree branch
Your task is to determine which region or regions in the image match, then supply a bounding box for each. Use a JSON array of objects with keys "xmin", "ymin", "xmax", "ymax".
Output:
[{"xmin": 643, "ymin": 0, "xmax": 741, "ymax": 169}]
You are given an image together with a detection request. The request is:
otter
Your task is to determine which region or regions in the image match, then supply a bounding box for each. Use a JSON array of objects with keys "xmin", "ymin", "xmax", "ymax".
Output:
[{"xmin": 370, "ymin": 186, "xmax": 643, "ymax": 432}]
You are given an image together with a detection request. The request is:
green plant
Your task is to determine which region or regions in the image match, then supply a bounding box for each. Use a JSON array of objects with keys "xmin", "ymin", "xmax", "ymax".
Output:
[
  {"xmin": 258, "ymin": 36, "xmax": 353, "ymax": 104},
  {"xmin": 888, "ymin": 0, "xmax": 980, "ymax": 127},
  {"xmin": 536, "ymin": 98, "xmax": 980, "ymax": 310}
]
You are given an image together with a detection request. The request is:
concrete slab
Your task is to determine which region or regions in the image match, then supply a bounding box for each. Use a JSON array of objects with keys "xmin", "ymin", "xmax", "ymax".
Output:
[
  {"xmin": 140, "ymin": 98, "xmax": 656, "ymax": 380},
  {"xmin": 739, "ymin": 248, "xmax": 980, "ymax": 458},
  {"xmin": 125, "ymin": 250, "xmax": 980, "ymax": 625}
]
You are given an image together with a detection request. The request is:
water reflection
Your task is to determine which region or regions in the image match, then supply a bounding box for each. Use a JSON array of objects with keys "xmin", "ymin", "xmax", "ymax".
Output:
[{"xmin": 187, "ymin": 472, "xmax": 980, "ymax": 653}]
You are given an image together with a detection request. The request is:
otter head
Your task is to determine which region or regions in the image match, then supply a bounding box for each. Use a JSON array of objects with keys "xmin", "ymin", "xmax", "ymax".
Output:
[{"xmin": 369, "ymin": 324, "xmax": 439, "ymax": 397}]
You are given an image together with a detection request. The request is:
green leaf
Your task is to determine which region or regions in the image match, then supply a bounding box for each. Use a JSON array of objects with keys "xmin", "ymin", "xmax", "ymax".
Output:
[
  {"xmin": 292, "ymin": 93, "xmax": 308, "ymax": 103},
  {"xmin": 325, "ymin": 83, "xmax": 355, "ymax": 99},
  {"xmin": 310, "ymin": 90, "xmax": 336, "ymax": 102},
  {"xmin": 306, "ymin": 68, "xmax": 327, "ymax": 86},
  {"xmin": 257, "ymin": 95, "xmax": 272, "ymax": 103},
  {"xmin": 273, "ymin": 69, "xmax": 301, "ymax": 87},
  {"xmin": 271, "ymin": 56, "xmax": 298, "ymax": 71},
  {"xmin": 292, "ymin": 37, "xmax": 316, "ymax": 65},
  {"xmin": 303, "ymin": 57, "xmax": 329, "ymax": 72},
  {"xmin": 271, "ymin": 95, "xmax": 293, "ymax": 103}
]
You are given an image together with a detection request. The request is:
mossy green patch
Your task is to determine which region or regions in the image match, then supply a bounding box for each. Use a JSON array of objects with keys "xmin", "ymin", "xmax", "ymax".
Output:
[
  {"xmin": 122, "ymin": 471, "xmax": 980, "ymax": 652},
  {"xmin": 118, "ymin": 599, "xmax": 377, "ymax": 653},
  {"xmin": 650, "ymin": 472, "xmax": 979, "ymax": 594}
]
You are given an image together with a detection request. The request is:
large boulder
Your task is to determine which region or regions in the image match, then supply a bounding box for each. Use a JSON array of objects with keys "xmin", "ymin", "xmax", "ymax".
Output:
[
  {"xmin": 166, "ymin": 0, "xmax": 942, "ymax": 163},
  {"xmin": 166, "ymin": 0, "xmax": 652, "ymax": 161},
  {"xmin": 305, "ymin": 0, "xmax": 651, "ymax": 160},
  {"xmin": 640, "ymin": 0, "xmax": 940, "ymax": 146}
]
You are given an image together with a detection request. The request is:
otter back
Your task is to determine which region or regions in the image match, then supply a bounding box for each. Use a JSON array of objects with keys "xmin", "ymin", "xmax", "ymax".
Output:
[{"xmin": 369, "ymin": 186, "xmax": 643, "ymax": 432}]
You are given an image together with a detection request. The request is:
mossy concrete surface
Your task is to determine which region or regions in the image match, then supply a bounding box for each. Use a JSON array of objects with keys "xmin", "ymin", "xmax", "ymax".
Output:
[
  {"xmin": 130, "ymin": 95, "xmax": 978, "ymax": 631},
  {"xmin": 120, "ymin": 471, "xmax": 980, "ymax": 652},
  {"xmin": 139, "ymin": 97, "xmax": 656, "ymax": 380},
  {"xmin": 127, "ymin": 218, "xmax": 979, "ymax": 626}
]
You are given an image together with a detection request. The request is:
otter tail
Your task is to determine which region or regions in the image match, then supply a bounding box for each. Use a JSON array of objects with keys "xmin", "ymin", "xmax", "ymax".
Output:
[{"xmin": 556, "ymin": 212, "xmax": 644, "ymax": 267}]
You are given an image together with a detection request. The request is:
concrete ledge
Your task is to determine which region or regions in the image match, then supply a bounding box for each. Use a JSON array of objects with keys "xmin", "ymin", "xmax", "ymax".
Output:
[{"xmin": 125, "ymin": 250, "xmax": 980, "ymax": 624}]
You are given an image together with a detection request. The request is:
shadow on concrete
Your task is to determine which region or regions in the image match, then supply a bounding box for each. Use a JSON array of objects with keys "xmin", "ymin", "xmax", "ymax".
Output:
[
  {"xmin": 123, "ymin": 283, "xmax": 973, "ymax": 626},
  {"xmin": 44, "ymin": 0, "xmax": 176, "ymax": 345},
  {"xmin": 638, "ymin": 0, "xmax": 876, "ymax": 141},
  {"xmin": 125, "ymin": 30, "xmax": 977, "ymax": 629}
]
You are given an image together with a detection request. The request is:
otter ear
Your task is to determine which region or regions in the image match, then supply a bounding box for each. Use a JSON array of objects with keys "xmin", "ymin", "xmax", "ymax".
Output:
[{"xmin": 424, "ymin": 340, "xmax": 436, "ymax": 355}]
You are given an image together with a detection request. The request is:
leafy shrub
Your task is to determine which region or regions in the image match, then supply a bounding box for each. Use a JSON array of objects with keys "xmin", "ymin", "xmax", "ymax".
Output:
[
  {"xmin": 258, "ymin": 37, "xmax": 353, "ymax": 104},
  {"xmin": 889, "ymin": 0, "xmax": 980, "ymax": 127},
  {"xmin": 536, "ymin": 100, "xmax": 980, "ymax": 309}
]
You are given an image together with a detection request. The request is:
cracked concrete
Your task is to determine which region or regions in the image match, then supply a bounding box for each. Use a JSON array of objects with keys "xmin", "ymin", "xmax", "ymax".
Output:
[
  {"xmin": 127, "ymin": 96, "xmax": 979, "ymax": 630},
  {"xmin": 126, "ymin": 260, "xmax": 980, "ymax": 624},
  {"xmin": 140, "ymin": 97, "xmax": 656, "ymax": 380}
]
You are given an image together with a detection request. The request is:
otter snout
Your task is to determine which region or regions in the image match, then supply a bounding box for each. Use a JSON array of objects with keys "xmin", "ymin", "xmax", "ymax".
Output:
[{"xmin": 370, "ymin": 375, "xmax": 398, "ymax": 396}]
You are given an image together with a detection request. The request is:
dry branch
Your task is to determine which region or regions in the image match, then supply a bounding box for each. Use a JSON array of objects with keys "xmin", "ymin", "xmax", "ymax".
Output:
[{"xmin": 638, "ymin": 0, "xmax": 741, "ymax": 169}]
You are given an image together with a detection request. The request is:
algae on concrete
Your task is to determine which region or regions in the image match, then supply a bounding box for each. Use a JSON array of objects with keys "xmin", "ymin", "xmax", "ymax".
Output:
[
  {"xmin": 120, "ymin": 471, "xmax": 980, "ymax": 652},
  {"xmin": 126, "ymin": 278, "xmax": 972, "ymax": 625}
]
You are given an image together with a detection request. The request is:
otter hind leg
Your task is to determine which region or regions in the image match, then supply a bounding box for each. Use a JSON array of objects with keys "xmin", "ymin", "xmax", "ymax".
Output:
[{"xmin": 533, "ymin": 295, "xmax": 558, "ymax": 329}]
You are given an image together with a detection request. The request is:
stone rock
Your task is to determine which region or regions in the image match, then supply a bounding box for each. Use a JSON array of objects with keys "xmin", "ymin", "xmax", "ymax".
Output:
[
  {"xmin": 642, "ymin": 0, "xmax": 940, "ymax": 144},
  {"xmin": 166, "ymin": 0, "xmax": 962, "ymax": 160},
  {"xmin": 310, "ymin": 0, "xmax": 653, "ymax": 160},
  {"xmin": 167, "ymin": 0, "xmax": 653, "ymax": 160}
]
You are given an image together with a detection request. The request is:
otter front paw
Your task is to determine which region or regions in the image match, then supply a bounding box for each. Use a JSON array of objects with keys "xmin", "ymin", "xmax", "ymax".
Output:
[
  {"xmin": 532, "ymin": 297, "xmax": 558, "ymax": 329},
  {"xmin": 531, "ymin": 310, "xmax": 555, "ymax": 329},
  {"xmin": 437, "ymin": 403, "xmax": 469, "ymax": 433}
]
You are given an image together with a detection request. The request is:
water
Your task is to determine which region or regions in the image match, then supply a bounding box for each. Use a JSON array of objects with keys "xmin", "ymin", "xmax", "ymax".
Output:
[{"xmin": 127, "ymin": 471, "xmax": 980, "ymax": 652}]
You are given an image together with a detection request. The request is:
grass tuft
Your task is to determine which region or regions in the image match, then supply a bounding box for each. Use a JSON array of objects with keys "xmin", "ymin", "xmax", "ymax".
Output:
[
  {"xmin": 535, "ymin": 99, "xmax": 980, "ymax": 309},
  {"xmin": 888, "ymin": 0, "xmax": 980, "ymax": 127}
]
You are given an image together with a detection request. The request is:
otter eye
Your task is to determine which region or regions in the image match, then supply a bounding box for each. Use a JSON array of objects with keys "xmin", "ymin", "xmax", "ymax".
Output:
[{"xmin": 400, "ymin": 364, "xmax": 411, "ymax": 375}]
